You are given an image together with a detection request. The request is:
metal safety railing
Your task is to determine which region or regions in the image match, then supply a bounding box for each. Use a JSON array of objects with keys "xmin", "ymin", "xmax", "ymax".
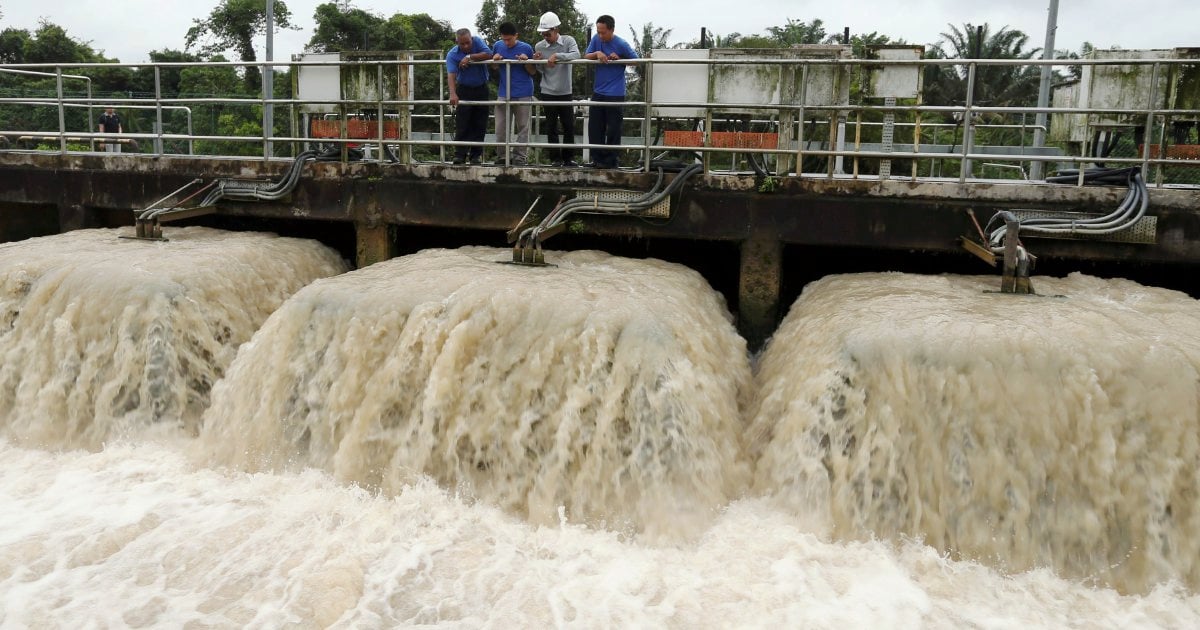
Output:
[{"xmin": 2, "ymin": 55, "xmax": 1200, "ymax": 186}]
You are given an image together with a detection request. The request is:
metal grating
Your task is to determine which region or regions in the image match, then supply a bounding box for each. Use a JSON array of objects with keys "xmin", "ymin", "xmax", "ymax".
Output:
[
  {"xmin": 572, "ymin": 189, "xmax": 672, "ymax": 218},
  {"xmin": 879, "ymin": 96, "xmax": 896, "ymax": 180},
  {"xmin": 1008, "ymin": 209, "xmax": 1157, "ymax": 244}
]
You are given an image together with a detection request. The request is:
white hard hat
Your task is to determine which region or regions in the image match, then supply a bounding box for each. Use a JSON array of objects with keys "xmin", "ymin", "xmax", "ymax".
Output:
[{"xmin": 537, "ymin": 11, "xmax": 561, "ymax": 32}]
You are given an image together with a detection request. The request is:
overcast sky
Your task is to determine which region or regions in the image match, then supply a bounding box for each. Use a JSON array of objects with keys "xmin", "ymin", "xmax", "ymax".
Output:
[{"xmin": 3, "ymin": 0, "xmax": 1198, "ymax": 64}]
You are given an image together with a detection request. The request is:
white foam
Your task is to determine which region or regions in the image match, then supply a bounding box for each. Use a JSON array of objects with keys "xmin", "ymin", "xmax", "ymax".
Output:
[
  {"xmin": 751, "ymin": 272, "xmax": 1200, "ymax": 593},
  {"xmin": 2, "ymin": 440, "xmax": 1195, "ymax": 628},
  {"xmin": 0, "ymin": 227, "xmax": 347, "ymax": 449},
  {"xmin": 197, "ymin": 247, "xmax": 752, "ymax": 536}
]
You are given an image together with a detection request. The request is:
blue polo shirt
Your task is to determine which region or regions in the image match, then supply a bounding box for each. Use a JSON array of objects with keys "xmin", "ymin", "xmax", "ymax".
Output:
[
  {"xmin": 585, "ymin": 34, "xmax": 638, "ymax": 97},
  {"xmin": 446, "ymin": 36, "xmax": 490, "ymax": 87},
  {"xmin": 491, "ymin": 40, "xmax": 535, "ymax": 98}
]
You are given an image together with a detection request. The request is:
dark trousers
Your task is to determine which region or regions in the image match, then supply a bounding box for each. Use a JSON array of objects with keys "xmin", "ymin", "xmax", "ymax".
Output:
[
  {"xmin": 540, "ymin": 93, "xmax": 575, "ymax": 162},
  {"xmin": 588, "ymin": 93, "xmax": 624, "ymax": 168},
  {"xmin": 454, "ymin": 83, "xmax": 489, "ymax": 160}
]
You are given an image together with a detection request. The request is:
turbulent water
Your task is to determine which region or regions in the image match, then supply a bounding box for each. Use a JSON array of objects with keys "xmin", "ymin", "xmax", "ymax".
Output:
[
  {"xmin": 0, "ymin": 228, "xmax": 347, "ymax": 449},
  {"xmin": 2, "ymin": 231, "xmax": 1200, "ymax": 626},
  {"xmin": 4, "ymin": 440, "xmax": 1197, "ymax": 628},
  {"xmin": 751, "ymin": 272, "xmax": 1200, "ymax": 594},
  {"xmin": 196, "ymin": 247, "xmax": 751, "ymax": 536}
]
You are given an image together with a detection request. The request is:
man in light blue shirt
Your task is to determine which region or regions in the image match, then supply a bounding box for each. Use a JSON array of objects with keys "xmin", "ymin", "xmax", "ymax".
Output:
[
  {"xmin": 584, "ymin": 14, "xmax": 638, "ymax": 169},
  {"xmin": 532, "ymin": 11, "xmax": 581, "ymax": 166},
  {"xmin": 491, "ymin": 22, "xmax": 536, "ymax": 166}
]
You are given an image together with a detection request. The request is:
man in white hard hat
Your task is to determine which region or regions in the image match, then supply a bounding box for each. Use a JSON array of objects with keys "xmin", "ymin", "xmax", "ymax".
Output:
[{"xmin": 531, "ymin": 11, "xmax": 581, "ymax": 167}]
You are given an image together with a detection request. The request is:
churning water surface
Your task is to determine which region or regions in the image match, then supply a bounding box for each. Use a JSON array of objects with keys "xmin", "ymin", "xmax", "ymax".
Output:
[{"xmin": 1, "ymin": 228, "xmax": 1199, "ymax": 627}]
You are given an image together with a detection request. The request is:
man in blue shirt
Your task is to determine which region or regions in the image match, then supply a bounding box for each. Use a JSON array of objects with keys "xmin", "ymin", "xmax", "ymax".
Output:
[
  {"xmin": 446, "ymin": 28, "xmax": 492, "ymax": 165},
  {"xmin": 584, "ymin": 15, "xmax": 638, "ymax": 169},
  {"xmin": 491, "ymin": 22, "xmax": 537, "ymax": 166}
]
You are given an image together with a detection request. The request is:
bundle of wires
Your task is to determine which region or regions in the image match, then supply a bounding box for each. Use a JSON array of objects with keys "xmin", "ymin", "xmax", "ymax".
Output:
[
  {"xmin": 198, "ymin": 151, "xmax": 318, "ymax": 207},
  {"xmin": 514, "ymin": 163, "xmax": 703, "ymax": 251},
  {"xmin": 984, "ymin": 167, "xmax": 1148, "ymax": 252}
]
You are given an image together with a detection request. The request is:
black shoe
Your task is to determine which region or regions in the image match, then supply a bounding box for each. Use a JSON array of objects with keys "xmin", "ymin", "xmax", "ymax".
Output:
[
  {"xmin": 550, "ymin": 160, "xmax": 563, "ymax": 167},
  {"xmin": 451, "ymin": 156, "xmax": 466, "ymax": 165},
  {"xmin": 562, "ymin": 160, "xmax": 579, "ymax": 167}
]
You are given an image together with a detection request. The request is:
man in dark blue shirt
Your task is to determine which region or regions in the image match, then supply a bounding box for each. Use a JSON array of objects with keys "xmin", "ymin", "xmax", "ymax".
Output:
[
  {"xmin": 584, "ymin": 15, "xmax": 638, "ymax": 169},
  {"xmin": 446, "ymin": 28, "xmax": 492, "ymax": 165}
]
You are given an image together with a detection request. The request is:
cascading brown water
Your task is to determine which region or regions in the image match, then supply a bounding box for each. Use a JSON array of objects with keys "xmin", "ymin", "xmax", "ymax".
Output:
[
  {"xmin": 196, "ymin": 247, "xmax": 753, "ymax": 535},
  {"xmin": 0, "ymin": 227, "xmax": 347, "ymax": 449},
  {"xmin": 749, "ymin": 272, "xmax": 1200, "ymax": 593},
  {"xmin": 2, "ymin": 229, "xmax": 1200, "ymax": 623}
]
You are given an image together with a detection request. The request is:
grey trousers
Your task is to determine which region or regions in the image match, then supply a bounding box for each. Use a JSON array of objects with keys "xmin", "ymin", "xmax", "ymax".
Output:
[{"xmin": 494, "ymin": 96, "xmax": 532, "ymax": 164}]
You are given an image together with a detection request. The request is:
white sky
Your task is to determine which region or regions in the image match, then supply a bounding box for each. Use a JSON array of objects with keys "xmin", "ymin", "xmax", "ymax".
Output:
[{"xmin": 2, "ymin": 0, "xmax": 1198, "ymax": 64}]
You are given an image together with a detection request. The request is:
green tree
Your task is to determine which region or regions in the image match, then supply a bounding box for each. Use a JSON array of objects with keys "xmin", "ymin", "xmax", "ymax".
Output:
[
  {"xmin": 0, "ymin": 27, "xmax": 28, "ymax": 63},
  {"xmin": 23, "ymin": 20, "xmax": 108, "ymax": 63},
  {"xmin": 766, "ymin": 18, "xmax": 827, "ymax": 46},
  {"xmin": 185, "ymin": 0, "xmax": 297, "ymax": 92},
  {"xmin": 129, "ymin": 49, "xmax": 203, "ymax": 99},
  {"xmin": 474, "ymin": 0, "xmax": 587, "ymax": 45},
  {"xmin": 375, "ymin": 13, "xmax": 453, "ymax": 51},
  {"xmin": 924, "ymin": 23, "xmax": 1040, "ymax": 109},
  {"xmin": 628, "ymin": 22, "xmax": 672, "ymax": 58},
  {"xmin": 307, "ymin": 1, "xmax": 380, "ymax": 52},
  {"xmin": 308, "ymin": 3, "xmax": 451, "ymax": 53}
]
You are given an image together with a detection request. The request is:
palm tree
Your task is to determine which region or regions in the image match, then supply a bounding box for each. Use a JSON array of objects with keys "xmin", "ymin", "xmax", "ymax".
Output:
[
  {"xmin": 767, "ymin": 18, "xmax": 827, "ymax": 46},
  {"xmin": 924, "ymin": 23, "xmax": 1040, "ymax": 111}
]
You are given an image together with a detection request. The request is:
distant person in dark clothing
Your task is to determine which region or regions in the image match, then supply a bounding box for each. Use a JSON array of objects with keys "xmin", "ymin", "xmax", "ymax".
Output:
[
  {"xmin": 584, "ymin": 15, "xmax": 638, "ymax": 169},
  {"xmin": 97, "ymin": 107, "xmax": 122, "ymax": 153},
  {"xmin": 446, "ymin": 28, "xmax": 492, "ymax": 165}
]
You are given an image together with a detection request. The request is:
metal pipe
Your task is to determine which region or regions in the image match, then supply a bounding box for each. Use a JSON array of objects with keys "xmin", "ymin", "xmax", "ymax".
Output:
[
  {"xmin": 154, "ymin": 66, "xmax": 164, "ymax": 155},
  {"xmin": 960, "ymin": 62, "xmax": 977, "ymax": 182},
  {"xmin": 264, "ymin": 0, "xmax": 275, "ymax": 160},
  {"xmin": 55, "ymin": 68, "xmax": 66, "ymax": 154},
  {"xmin": 1030, "ymin": 0, "xmax": 1059, "ymax": 180}
]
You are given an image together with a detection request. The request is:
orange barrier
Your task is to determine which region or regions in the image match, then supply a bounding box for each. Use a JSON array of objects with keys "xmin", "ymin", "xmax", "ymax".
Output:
[
  {"xmin": 310, "ymin": 119, "xmax": 401, "ymax": 140},
  {"xmin": 664, "ymin": 130, "xmax": 779, "ymax": 149},
  {"xmin": 1138, "ymin": 144, "xmax": 1200, "ymax": 160}
]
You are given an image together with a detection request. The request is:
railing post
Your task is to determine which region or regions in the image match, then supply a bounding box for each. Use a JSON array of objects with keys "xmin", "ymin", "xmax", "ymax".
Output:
[
  {"xmin": 642, "ymin": 59, "xmax": 653, "ymax": 172},
  {"xmin": 398, "ymin": 53, "xmax": 412, "ymax": 164},
  {"xmin": 377, "ymin": 62, "xmax": 385, "ymax": 162},
  {"xmin": 1141, "ymin": 61, "xmax": 1160, "ymax": 185},
  {"xmin": 154, "ymin": 66, "xmax": 164, "ymax": 155},
  {"xmin": 262, "ymin": 60, "xmax": 271, "ymax": 161},
  {"xmin": 795, "ymin": 64, "xmax": 808, "ymax": 177},
  {"xmin": 55, "ymin": 67, "xmax": 66, "ymax": 154},
  {"xmin": 503, "ymin": 62, "xmax": 512, "ymax": 166},
  {"xmin": 85, "ymin": 77, "xmax": 93, "ymax": 148},
  {"xmin": 438, "ymin": 60, "xmax": 446, "ymax": 163},
  {"xmin": 959, "ymin": 61, "xmax": 977, "ymax": 183}
]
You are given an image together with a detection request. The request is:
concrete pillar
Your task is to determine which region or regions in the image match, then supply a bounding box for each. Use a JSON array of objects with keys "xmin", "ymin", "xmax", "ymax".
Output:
[
  {"xmin": 355, "ymin": 222, "xmax": 393, "ymax": 269},
  {"xmin": 57, "ymin": 203, "xmax": 89, "ymax": 232},
  {"xmin": 738, "ymin": 233, "xmax": 783, "ymax": 350}
]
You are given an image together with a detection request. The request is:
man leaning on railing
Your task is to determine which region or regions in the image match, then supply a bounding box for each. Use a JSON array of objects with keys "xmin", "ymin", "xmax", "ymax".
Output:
[
  {"xmin": 532, "ymin": 11, "xmax": 581, "ymax": 167},
  {"xmin": 446, "ymin": 28, "xmax": 492, "ymax": 165},
  {"xmin": 583, "ymin": 14, "xmax": 638, "ymax": 169}
]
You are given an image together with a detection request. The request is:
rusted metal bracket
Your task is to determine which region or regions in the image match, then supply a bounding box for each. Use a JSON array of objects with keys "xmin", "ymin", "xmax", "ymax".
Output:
[
  {"xmin": 962, "ymin": 209, "xmax": 1038, "ymax": 295},
  {"xmin": 121, "ymin": 179, "xmax": 218, "ymax": 242}
]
